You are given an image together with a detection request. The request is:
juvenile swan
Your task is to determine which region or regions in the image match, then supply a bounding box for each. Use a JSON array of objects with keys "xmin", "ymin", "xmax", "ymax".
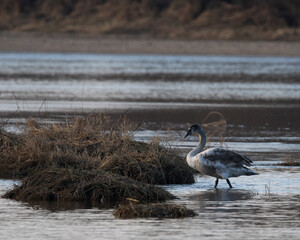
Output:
[{"xmin": 184, "ymin": 124, "xmax": 258, "ymax": 188}]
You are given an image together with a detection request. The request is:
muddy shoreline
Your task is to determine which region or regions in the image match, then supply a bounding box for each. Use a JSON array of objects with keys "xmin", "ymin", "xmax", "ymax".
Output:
[{"xmin": 1, "ymin": 32, "xmax": 300, "ymax": 56}]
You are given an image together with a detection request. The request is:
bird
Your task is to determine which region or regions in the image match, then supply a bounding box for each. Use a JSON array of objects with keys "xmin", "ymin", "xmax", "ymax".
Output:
[{"xmin": 184, "ymin": 124, "xmax": 258, "ymax": 188}]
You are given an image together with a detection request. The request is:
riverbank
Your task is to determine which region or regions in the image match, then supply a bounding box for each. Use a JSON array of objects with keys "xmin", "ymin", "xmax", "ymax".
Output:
[{"xmin": 1, "ymin": 32, "xmax": 300, "ymax": 56}]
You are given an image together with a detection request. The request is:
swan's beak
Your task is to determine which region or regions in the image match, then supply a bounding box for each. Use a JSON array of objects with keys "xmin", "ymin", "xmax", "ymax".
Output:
[{"xmin": 184, "ymin": 130, "xmax": 191, "ymax": 138}]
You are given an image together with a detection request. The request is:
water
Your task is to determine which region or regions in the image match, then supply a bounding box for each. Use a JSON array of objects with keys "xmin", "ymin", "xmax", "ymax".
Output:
[
  {"xmin": 0, "ymin": 53, "xmax": 300, "ymax": 113},
  {"xmin": 1, "ymin": 53, "xmax": 299, "ymax": 75},
  {"xmin": 1, "ymin": 168, "xmax": 300, "ymax": 240},
  {"xmin": 0, "ymin": 53, "xmax": 300, "ymax": 239}
]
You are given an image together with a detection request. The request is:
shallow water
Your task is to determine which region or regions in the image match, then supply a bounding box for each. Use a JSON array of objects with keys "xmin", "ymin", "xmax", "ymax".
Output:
[
  {"xmin": 1, "ymin": 166, "xmax": 300, "ymax": 240},
  {"xmin": 1, "ymin": 53, "xmax": 299, "ymax": 75},
  {"xmin": 0, "ymin": 53, "xmax": 300, "ymax": 113},
  {"xmin": 0, "ymin": 53, "xmax": 300, "ymax": 239}
]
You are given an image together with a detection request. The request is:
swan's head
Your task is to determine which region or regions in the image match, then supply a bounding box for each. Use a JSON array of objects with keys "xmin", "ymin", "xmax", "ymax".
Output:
[{"xmin": 184, "ymin": 124, "xmax": 201, "ymax": 138}]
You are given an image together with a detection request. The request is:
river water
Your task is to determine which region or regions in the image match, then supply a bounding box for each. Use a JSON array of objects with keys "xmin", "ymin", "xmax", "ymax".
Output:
[{"xmin": 0, "ymin": 53, "xmax": 300, "ymax": 239}]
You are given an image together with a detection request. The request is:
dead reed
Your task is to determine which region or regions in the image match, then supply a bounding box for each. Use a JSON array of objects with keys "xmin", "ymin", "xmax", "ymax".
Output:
[
  {"xmin": 0, "ymin": 114, "xmax": 194, "ymax": 183},
  {"xmin": 0, "ymin": 114, "xmax": 193, "ymax": 203},
  {"xmin": 3, "ymin": 168, "xmax": 174, "ymax": 203},
  {"xmin": 99, "ymin": 140, "xmax": 194, "ymax": 184},
  {"xmin": 277, "ymin": 153, "xmax": 300, "ymax": 166},
  {"xmin": 114, "ymin": 202, "xmax": 196, "ymax": 219}
]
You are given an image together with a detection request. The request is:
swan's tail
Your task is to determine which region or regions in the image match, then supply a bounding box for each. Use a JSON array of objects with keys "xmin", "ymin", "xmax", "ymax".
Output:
[{"xmin": 244, "ymin": 168, "xmax": 259, "ymax": 176}]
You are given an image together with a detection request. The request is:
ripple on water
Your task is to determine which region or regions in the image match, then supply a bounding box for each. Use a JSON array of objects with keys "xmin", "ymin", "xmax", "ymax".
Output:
[{"xmin": 1, "ymin": 165, "xmax": 300, "ymax": 240}]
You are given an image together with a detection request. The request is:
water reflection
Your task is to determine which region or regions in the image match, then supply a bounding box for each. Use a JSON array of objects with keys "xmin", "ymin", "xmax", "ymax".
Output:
[
  {"xmin": 189, "ymin": 189, "xmax": 253, "ymax": 202},
  {"xmin": 28, "ymin": 200, "xmax": 112, "ymax": 212},
  {"xmin": 1, "ymin": 173, "xmax": 300, "ymax": 239}
]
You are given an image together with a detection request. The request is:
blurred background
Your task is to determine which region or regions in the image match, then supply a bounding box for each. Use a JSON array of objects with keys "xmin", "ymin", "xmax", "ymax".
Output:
[{"xmin": 0, "ymin": 0, "xmax": 299, "ymax": 40}]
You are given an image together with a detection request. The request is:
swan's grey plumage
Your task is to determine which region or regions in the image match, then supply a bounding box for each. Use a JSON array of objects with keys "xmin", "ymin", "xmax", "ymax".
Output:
[{"xmin": 184, "ymin": 124, "xmax": 258, "ymax": 188}]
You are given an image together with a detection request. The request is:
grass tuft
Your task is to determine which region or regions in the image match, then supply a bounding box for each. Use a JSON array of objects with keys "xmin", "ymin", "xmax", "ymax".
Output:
[
  {"xmin": 114, "ymin": 202, "xmax": 196, "ymax": 219},
  {"xmin": 3, "ymin": 168, "xmax": 174, "ymax": 204},
  {"xmin": 277, "ymin": 153, "xmax": 300, "ymax": 166}
]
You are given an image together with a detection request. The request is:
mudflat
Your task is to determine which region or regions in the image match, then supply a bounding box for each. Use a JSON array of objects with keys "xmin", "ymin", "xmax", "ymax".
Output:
[{"xmin": 0, "ymin": 32, "xmax": 299, "ymax": 56}]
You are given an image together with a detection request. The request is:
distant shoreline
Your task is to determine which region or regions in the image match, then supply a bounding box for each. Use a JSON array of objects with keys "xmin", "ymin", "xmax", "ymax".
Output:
[{"xmin": 0, "ymin": 32, "xmax": 299, "ymax": 57}]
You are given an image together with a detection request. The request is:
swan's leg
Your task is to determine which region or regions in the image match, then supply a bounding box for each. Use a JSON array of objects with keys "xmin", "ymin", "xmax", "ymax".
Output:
[
  {"xmin": 226, "ymin": 179, "xmax": 233, "ymax": 188},
  {"xmin": 214, "ymin": 178, "xmax": 219, "ymax": 188}
]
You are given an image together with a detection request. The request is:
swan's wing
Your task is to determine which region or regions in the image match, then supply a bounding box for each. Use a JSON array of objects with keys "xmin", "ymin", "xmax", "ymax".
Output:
[{"xmin": 201, "ymin": 148, "xmax": 253, "ymax": 167}]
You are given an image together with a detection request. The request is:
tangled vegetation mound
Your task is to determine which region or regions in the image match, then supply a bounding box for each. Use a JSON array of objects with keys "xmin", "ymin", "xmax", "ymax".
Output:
[
  {"xmin": 99, "ymin": 140, "xmax": 194, "ymax": 184},
  {"xmin": 114, "ymin": 202, "xmax": 196, "ymax": 219},
  {"xmin": 0, "ymin": 114, "xmax": 194, "ymax": 204},
  {"xmin": 3, "ymin": 168, "xmax": 174, "ymax": 203},
  {"xmin": 0, "ymin": 114, "xmax": 194, "ymax": 184}
]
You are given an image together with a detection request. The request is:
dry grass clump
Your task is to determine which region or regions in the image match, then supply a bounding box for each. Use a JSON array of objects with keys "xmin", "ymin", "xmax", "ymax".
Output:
[
  {"xmin": 114, "ymin": 203, "xmax": 196, "ymax": 219},
  {"xmin": 0, "ymin": 114, "xmax": 193, "ymax": 203},
  {"xmin": 99, "ymin": 140, "xmax": 194, "ymax": 184},
  {"xmin": 0, "ymin": 130, "xmax": 23, "ymax": 178},
  {"xmin": 277, "ymin": 154, "xmax": 300, "ymax": 166},
  {"xmin": 0, "ymin": 117, "xmax": 106, "ymax": 178},
  {"xmin": 3, "ymin": 168, "xmax": 174, "ymax": 204},
  {"xmin": 0, "ymin": 114, "xmax": 194, "ymax": 184}
]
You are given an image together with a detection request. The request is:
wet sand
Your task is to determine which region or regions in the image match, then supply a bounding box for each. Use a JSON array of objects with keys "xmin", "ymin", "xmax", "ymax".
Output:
[{"xmin": 0, "ymin": 32, "xmax": 300, "ymax": 56}]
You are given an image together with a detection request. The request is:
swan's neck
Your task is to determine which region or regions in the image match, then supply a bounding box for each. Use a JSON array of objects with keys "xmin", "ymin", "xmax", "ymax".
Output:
[{"xmin": 187, "ymin": 128, "xmax": 206, "ymax": 158}]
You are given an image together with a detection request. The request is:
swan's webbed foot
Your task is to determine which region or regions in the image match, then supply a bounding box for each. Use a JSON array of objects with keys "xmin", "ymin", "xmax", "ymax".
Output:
[
  {"xmin": 214, "ymin": 178, "xmax": 219, "ymax": 188},
  {"xmin": 226, "ymin": 179, "xmax": 233, "ymax": 188}
]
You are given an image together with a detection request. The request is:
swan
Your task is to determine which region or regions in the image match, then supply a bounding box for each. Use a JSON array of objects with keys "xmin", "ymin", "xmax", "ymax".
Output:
[{"xmin": 184, "ymin": 124, "xmax": 258, "ymax": 188}]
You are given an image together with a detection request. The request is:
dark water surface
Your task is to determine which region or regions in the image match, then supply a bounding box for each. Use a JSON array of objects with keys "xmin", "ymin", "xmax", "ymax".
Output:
[{"xmin": 0, "ymin": 53, "xmax": 300, "ymax": 239}]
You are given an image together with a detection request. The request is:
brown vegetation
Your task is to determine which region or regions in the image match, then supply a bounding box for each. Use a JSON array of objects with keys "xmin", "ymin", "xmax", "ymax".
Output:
[
  {"xmin": 0, "ymin": 114, "xmax": 194, "ymax": 204},
  {"xmin": 3, "ymin": 168, "xmax": 174, "ymax": 203},
  {"xmin": 277, "ymin": 154, "xmax": 300, "ymax": 166},
  {"xmin": 0, "ymin": 0, "xmax": 299, "ymax": 40},
  {"xmin": 0, "ymin": 115, "xmax": 194, "ymax": 183},
  {"xmin": 114, "ymin": 202, "xmax": 196, "ymax": 219},
  {"xmin": 99, "ymin": 140, "xmax": 194, "ymax": 184}
]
